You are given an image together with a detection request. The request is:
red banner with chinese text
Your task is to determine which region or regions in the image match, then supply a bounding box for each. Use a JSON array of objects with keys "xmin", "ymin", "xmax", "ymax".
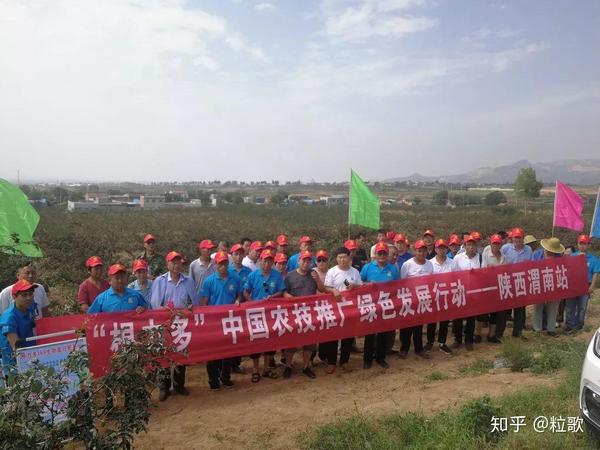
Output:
[{"xmin": 37, "ymin": 255, "xmax": 589, "ymax": 377}]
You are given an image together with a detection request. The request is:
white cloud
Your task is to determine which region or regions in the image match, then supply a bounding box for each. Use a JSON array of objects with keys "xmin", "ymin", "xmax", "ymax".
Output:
[
  {"xmin": 490, "ymin": 42, "xmax": 546, "ymax": 72},
  {"xmin": 255, "ymin": 2, "xmax": 275, "ymax": 12}
]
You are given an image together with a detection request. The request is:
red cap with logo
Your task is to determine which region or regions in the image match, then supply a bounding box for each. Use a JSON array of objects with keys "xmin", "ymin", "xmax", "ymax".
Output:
[
  {"xmin": 11, "ymin": 279, "xmax": 37, "ymax": 297},
  {"xmin": 276, "ymin": 234, "xmax": 289, "ymax": 246},
  {"xmin": 386, "ymin": 231, "xmax": 396, "ymax": 241},
  {"xmin": 230, "ymin": 243, "xmax": 244, "ymax": 254},
  {"xmin": 414, "ymin": 239, "xmax": 427, "ymax": 249},
  {"xmin": 434, "ymin": 239, "xmax": 448, "ymax": 248},
  {"xmin": 316, "ymin": 249, "xmax": 329, "ymax": 260},
  {"xmin": 578, "ymin": 234, "xmax": 591, "ymax": 244},
  {"xmin": 143, "ymin": 234, "xmax": 156, "ymax": 243},
  {"xmin": 344, "ymin": 239, "xmax": 357, "ymax": 251},
  {"xmin": 198, "ymin": 239, "xmax": 216, "ymax": 250},
  {"xmin": 86, "ymin": 256, "xmax": 104, "ymax": 268},
  {"xmin": 299, "ymin": 236, "xmax": 313, "ymax": 244},
  {"xmin": 448, "ymin": 236, "xmax": 461, "ymax": 246},
  {"xmin": 393, "ymin": 233, "xmax": 407, "ymax": 243},
  {"xmin": 250, "ymin": 241, "xmax": 264, "ymax": 251},
  {"xmin": 166, "ymin": 251, "xmax": 183, "ymax": 262},
  {"xmin": 470, "ymin": 231, "xmax": 482, "ymax": 242},
  {"xmin": 511, "ymin": 228, "xmax": 525, "ymax": 238},
  {"xmin": 214, "ymin": 251, "xmax": 229, "ymax": 264},
  {"xmin": 490, "ymin": 234, "xmax": 503, "ymax": 245},
  {"xmin": 463, "ymin": 234, "xmax": 476, "ymax": 244},
  {"xmin": 107, "ymin": 263, "xmax": 127, "ymax": 276},
  {"xmin": 260, "ymin": 249, "xmax": 275, "ymax": 260},
  {"xmin": 375, "ymin": 242, "xmax": 389, "ymax": 254},
  {"xmin": 132, "ymin": 259, "xmax": 148, "ymax": 272},
  {"xmin": 274, "ymin": 253, "xmax": 288, "ymax": 264},
  {"xmin": 299, "ymin": 250, "xmax": 313, "ymax": 260},
  {"xmin": 423, "ymin": 229, "xmax": 435, "ymax": 238},
  {"xmin": 264, "ymin": 240, "xmax": 277, "ymax": 250}
]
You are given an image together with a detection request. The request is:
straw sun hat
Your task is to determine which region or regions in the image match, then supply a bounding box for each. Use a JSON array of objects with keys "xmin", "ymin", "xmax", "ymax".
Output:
[{"xmin": 540, "ymin": 237, "xmax": 565, "ymax": 255}]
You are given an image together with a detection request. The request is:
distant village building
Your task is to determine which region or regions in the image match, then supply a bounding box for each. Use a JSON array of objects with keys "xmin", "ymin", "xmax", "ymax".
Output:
[
  {"xmin": 84, "ymin": 192, "xmax": 109, "ymax": 203},
  {"xmin": 320, "ymin": 195, "xmax": 348, "ymax": 206},
  {"xmin": 139, "ymin": 195, "xmax": 166, "ymax": 209}
]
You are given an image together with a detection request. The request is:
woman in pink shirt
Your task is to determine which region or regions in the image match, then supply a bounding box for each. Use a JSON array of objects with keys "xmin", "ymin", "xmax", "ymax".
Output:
[{"xmin": 78, "ymin": 256, "xmax": 110, "ymax": 312}]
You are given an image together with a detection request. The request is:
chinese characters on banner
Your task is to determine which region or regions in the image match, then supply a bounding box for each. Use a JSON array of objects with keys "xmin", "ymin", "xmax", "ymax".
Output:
[{"xmin": 37, "ymin": 255, "xmax": 589, "ymax": 377}]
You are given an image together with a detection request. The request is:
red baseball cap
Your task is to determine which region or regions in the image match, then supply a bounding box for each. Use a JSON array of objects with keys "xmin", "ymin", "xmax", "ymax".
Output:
[
  {"xmin": 274, "ymin": 252, "xmax": 288, "ymax": 264},
  {"xmin": 264, "ymin": 240, "xmax": 277, "ymax": 250},
  {"xmin": 470, "ymin": 231, "xmax": 482, "ymax": 242},
  {"xmin": 86, "ymin": 256, "xmax": 104, "ymax": 268},
  {"xmin": 107, "ymin": 263, "xmax": 127, "ymax": 276},
  {"xmin": 230, "ymin": 243, "xmax": 244, "ymax": 254},
  {"xmin": 578, "ymin": 234, "xmax": 591, "ymax": 244},
  {"xmin": 198, "ymin": 239, "xmax": 216, "ymax": 250},
  {"xmin": 375, "ymin": 242, "xmax": 389, "ymax": 254},
  {"xmin": 423, "ymin": 229, "xmax": 435, "ymax": 238},
  {"xmin": 386, "ymin": 231, "xmax": 396, "ymax": 241},
  {"xmin": 490, "ymin": 234, "xmax": 503, "ymax": 245},
  {"xmin": 448, "ymin": 236, "xmax": 461, "ymax": 246},
  {"xmin": 11, "ymin": 279, "xmax": 37, "ymax": 297},
  {"xmin": 414, "ymin": 239, "xmax": 427, "ymax": 249},
  {"xmin": 463, "ymin": 234, "xmax": 476, "ymax": 244},
  {"xmin": 166, "ymin": 251, "xmax": 183, "ymax": 262},
  {"xmin": 299, "ymin": 236, "xmax": 313, "ymax": 244},
  {"xmin": 132, "ymin": 259, "xmax": 148, "ymax": 272},
  {"xmin": 511, "ymin": 228, "xmax": 524, "ymax": 238},
  {"xmin": 260, "ymin": 249, "xmax": 275, "ymax": 260},
  {"xmin": 434, "ymin": 239, "xmax": 448, "ymax": 248},
  {"xmin": 393, "ymin": 233, "xmax": 407, "ymax": 243},
  {"xmin": 344, "ymin": 239, "xmax": 357, "ymax": 251},
  {"xmin": 250, "ymin": 241, "xmax": 264, "ymax": 251},
  {"xmin": 277, "ymin": 234, "xmax": 289, "ymax": 246},
  {"xmin": 299, "ymin": 250, "xmax": 313, "ymax": 260},
  {"xmin": 143, "ymin": 234, "xmax": 156, "ymax": 243},
  {"xmin": 316, "ymin": 249, "xmax": 329, "ymax": 260},
  {"xmin": 214, "ymin": 251, "xmax": 229, "ymax": 264}
]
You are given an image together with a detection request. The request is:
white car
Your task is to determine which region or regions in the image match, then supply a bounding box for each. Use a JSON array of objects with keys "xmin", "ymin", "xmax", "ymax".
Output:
[{"xmin": 580, "ymin": 328, "xmax": 600, "ymax": 436}]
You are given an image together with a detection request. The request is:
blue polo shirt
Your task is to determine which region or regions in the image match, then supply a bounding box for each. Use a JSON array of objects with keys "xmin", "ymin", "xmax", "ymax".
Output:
[
  {"xmin": 360, "ymin": 261, "xmax": 400, "ymax": 283},
  {"xmin": 287, "ymin": 253, "xmax": 316, "ymax": 272},
  {"xmin": 396, "ymin": 252, "xmax": 413, "ymax": 270},
  {"xmin": 88, "ymin": 287, "xmax": 147, "ymax": 314},
  {"xmin": 0, "ymin": 303, "xmax": 36, "ymax": 374},
  {"xmin": 531, "ymin": 248, "xmax": 544, "ymax": 261},
  {"xmin": 229, "ymin": 265, "xmax": 252, "ymax": 288},
  {"xmin": 201, "ymin": 272, "xmax": 242, "ymax": 306},
  {"xmin": 127, "ymin": 279, "xmax": 153, "ymax": 304},
  {"xmin": 244, "ymin": 269, "xmax": 286, "ymax": 300},
  {"xmin": 572, "ymin": 251, "xmax": 600, "ymax": 284},
  {"xmin": 502, "ymin": 244, "xmax": 533, "ymax": 264}
]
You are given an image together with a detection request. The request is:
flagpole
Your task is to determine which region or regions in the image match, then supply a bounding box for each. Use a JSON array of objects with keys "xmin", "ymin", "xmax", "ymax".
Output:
[{"xmin": 552, "ymin": 180, "xmax": 557, "ymax": 237}]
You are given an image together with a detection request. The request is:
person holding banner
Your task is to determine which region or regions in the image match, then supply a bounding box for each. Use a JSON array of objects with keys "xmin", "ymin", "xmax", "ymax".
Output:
[
  {"xmin": 480, "ymin": 234, "xmax": 507, "ymax": 343},
  {"xmin": 78, "ymin": 256, "xmax": 110, "ymax": 313},
  {"xmin": 399, "ymin": 240, "xmax": 433, "ymax": 359},
  {"xmin": 360, "ymin": 242, "xmax": 399, "ymax": 369},
  {"xmin": 565, "ymin": 234, "xmax": 600, "ymax": 332},
  {"xmin": 244, "ymin": 249, "xmax": 285, "ymax": 382},
  {"xmin": 0, "ymin": 280, "xmax": 37, "ymax": 377},
  {"xmin": 151, "ymin": 251, "xmax": 200, "ymax": 401},
  {"xmin": 532, "ymin": 237, "xmax": 566, "ymax": 337},
  {"xmin": 323, "ymin": 247, "xmax": 363, "ymax": 373},
  {"xmin": 0, "ymin": 262, "xmax": 49, "ymax": 318},
  {"xmin": 425, "ymin": 239, "xmax": 456, "ymax": 355},
  {"xmin": 88, "ymin": 264, "xmax": 147, "ymax": 314},
  {"xmin": 451, "ymin": 234, "xmax": 482, "ymax": 351},
  {"xmin": 201, "ymin": 251, "xmax": 242, "ymax": 389}
]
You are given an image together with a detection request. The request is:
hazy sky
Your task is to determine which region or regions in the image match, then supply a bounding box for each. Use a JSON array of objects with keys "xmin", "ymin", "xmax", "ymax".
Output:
[{"xmin": 1, "ymin": 0, "xmax": 599, "ymax": 183}]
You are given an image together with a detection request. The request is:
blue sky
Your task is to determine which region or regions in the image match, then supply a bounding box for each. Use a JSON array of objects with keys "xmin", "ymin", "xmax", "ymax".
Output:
[{"xmin": 0, "ymin": 0, "xmax": 599, "ymax": 183}]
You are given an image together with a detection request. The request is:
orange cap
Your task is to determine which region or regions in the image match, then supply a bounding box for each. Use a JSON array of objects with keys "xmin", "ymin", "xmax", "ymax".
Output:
[
  {"xmin": 448, "ymin": 236, "xmax": 461, "ymax": 246},
  {"xmin": 299, "ymin": 250, "xmax": 313, "ymax": 260},
  {"xmin": 143, "ymin": 234, "xmax": 156, "ymax": 243},
  {"xmin": 166, "ymin": 251, "xmax": 183, "ymax": 262},
  {"xmin": 393, "ymin": 233, "xmax": 407, "ymax": 243},
  {"xmin": 299, "ymin": 236, "xmax": 313, "ymax": 244},
  {"xmin": 470, "ymin": 231, "xmax": 482, "ymax": 241},
  {"xmin": 274, "ymin": 252, "xmax": 288, "ymax": 264},
  {"xmin": 132, "ymin": 259, "xmax": 148, "ymax": 272},
  {"xmin": 198, "ymin": 239, "xmax": 216, "ymax": 250},
  {"xmin": 434, "ymin": 239, "xmax": 448, "ymax": 248},
  {"xmin": 276, "ymin": 234, "xmax": 289, "ymax": 246},
  {"xmin": 214, "ymin": 251, "xmax": 229, "ymax": 264},
  {"xmin": 107, "ymin": 264, "xmax": 127, "ymax": 276},
  {"xmin": 511, "ymin": 228, "xmax": 524, "ymax": 238},
  {"xmin": 414, "ymin": 239, "xmax": 426, "ymax": 249},
  {"xmin": 386, "ymin": 231, "xmax": 396, "ymax": 241},
  {"xmin": 463, "ymin": 234, "xmax": 476, "ymax": 244},
  {"xmin": 374, "ymin": 242, "xmax": 389, "ymax": 254},
  {"xmin": 230, "ymin": 243, "xmax": 244, "ymax": 254},
  {"xmin": 344, "ymin": 239, "xmax": 357, "ymax": 251},
  {"xmin": 250, "ymin": 241, "xmax": 264, "ymax": 251},
  {"xmin": 86, "ymin": 256, "xmax": 104, "ymax": 268},
  {"xmin": 316, "ymin": 250, "xmax": 329, "ymax": 260},
  {"xmin": 578, "ymin": 234, "xmax": 591, "ymax": 244},
  {"xmin": 260, "ymin": 249, "xmax": 275, "ymax": 260},
  {"xmin": 11, "ymin": 279, "xmax": 37, "ymax": 297},
  {"xmin": 264, "ymin": 240, "xmax": 277, "ymax": 250},
  {"xmin": 490, "ymin": 234, "xmax": 503, "ymax": 245}
]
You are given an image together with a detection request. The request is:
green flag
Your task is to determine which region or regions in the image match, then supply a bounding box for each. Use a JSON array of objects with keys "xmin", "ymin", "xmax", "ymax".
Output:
[
  {"xmin": 349, "ymin": 170, "xmax": 380, "ymax": 229},
  {"xmin": 0, "ymin": 179, "xmax": 43, "ymax": 257}
]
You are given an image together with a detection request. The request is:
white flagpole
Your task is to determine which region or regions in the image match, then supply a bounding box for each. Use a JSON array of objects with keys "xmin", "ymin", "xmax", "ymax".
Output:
[{"xmin": 552, "ymin": 180, "xmax": 558, "ymax": 237}]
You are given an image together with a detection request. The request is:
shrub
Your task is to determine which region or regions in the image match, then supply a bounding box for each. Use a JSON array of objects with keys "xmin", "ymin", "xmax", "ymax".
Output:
[{"xmin": 502, "ymin": 338, "xmax": 534, "ymax": 372}]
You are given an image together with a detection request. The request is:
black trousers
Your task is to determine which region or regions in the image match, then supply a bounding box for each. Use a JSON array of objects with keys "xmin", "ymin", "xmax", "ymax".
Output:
[
  {"xmin": 426, "ymin": 321, "xmax": 449, "ymax": 345},
  {"xmin": 159, "ymin": 365, "xmax": 186, "ymax": 391},
  {"xmin": 364, "ymin": 332, "xmax": 389, "ymax": 363},
  {"xmin": 320, "ymin": 338, "xmax": 353, "ymax": 365},
  {"xmin": 452, "ymin": 317, "xmax": 475, "ymax": 344},
  {"xmin": 206, "ymin": 359, "xmax": 232, "ymax": 386},
  {"xmin": 400, "ymin": 326, "xmax": 423, "ymax": 353},
  {"xmin": 511, "ymin": 307, "xmax": 526, "ymax": 337}
]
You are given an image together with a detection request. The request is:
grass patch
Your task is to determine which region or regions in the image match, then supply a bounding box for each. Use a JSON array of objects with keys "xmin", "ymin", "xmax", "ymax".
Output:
[
  {"xmin": 424, "ymin": 371, "xmax": 450, "ymax": 383},
  {"xmin": 299, "ymin": 338, "xmax": 596, "ymax": 449},
  {"xmin": 502, "ymin": 338, "xmax": 534, "ymax": 372},
  {"xmin": 459, "ymin": 357, "xmax": 494, "ymax": 376}
]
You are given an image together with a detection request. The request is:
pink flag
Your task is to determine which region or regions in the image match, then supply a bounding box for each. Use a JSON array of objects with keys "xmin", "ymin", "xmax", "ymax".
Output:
[{"xmin": 553, "ymin": 181, "xmax": 584, "ymax": 231}]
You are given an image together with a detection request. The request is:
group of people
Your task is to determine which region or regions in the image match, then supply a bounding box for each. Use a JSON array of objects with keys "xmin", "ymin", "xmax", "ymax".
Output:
[{"xmin": 1, "ymin": 228, "xmax": 598, "ymax": 402}]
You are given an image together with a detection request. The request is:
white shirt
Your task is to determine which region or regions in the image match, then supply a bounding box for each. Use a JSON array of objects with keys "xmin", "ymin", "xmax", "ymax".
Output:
[
  {"xmin": 242, "ymin": 256, "xmax": 259, "ymax": 272},
  {"xmin": 0, "ymin": 284, "xmax": 49, "ymax": 318},
  {"xmin": 453, "ymin": 252, "xmax": 482, "ymax": 271},
  {"xmin": 324, "ymin": 266, "xmax": 363, "ymax": 291},
  {"xmin": 482, "ymin": 251, "xmax": 506, "ymax": 268},
  {"xmin": 400, "ymin": 258, "xmax": 434, "ymax": 279},
  {"xmin": 431, "ymin": 257, "xmax": 457, "ymax": 274}
]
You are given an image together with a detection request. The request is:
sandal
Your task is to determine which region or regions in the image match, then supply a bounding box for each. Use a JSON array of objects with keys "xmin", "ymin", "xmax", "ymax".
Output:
[
  {"xmin": 251, "ymin": 372, "xmax": 261, "ymax": 383},
  {"xmin": 262, "ymin": 369, "xmax": 278, "ymax": 379}
]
